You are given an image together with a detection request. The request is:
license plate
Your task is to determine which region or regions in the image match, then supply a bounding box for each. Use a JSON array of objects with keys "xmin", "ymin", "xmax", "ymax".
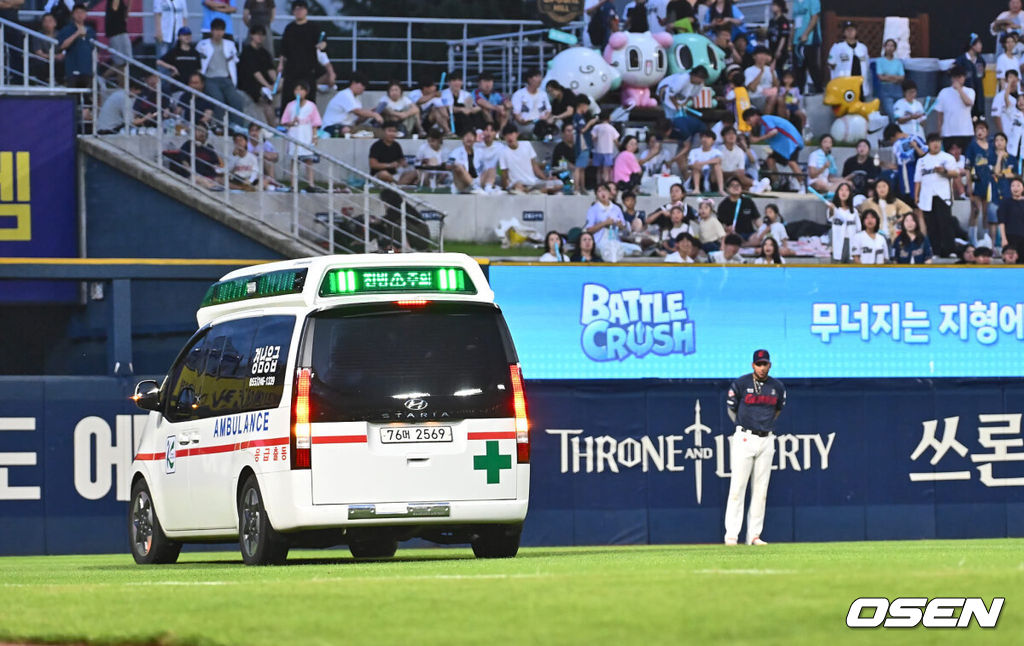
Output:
[{"xmin": 379, "ymin": 426, "xmax": 453, "ymax": 444}]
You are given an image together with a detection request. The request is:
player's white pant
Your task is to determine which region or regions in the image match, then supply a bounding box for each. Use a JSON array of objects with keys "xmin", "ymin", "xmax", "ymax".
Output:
[{"xmin": 724, "ymin": 428, "xmax": 775, "ymax": 543}]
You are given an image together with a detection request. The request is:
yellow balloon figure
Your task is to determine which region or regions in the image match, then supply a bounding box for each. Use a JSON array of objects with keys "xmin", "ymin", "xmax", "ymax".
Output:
[{"xmin": 823, "ymin": 76, "xmax": 880, "ymax": 118}]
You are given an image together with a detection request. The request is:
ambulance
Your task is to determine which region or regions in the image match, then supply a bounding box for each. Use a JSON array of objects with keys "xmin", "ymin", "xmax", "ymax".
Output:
[{"xmin": 128, "ymin": 253, "xmax": 529, "ymax": 565}]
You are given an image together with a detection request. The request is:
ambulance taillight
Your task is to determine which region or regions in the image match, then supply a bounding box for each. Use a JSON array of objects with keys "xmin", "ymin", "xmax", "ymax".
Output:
[
  {"xmin": 510, "ymin": 364, "xmax": 529, "ymax": 464},
  {"xmin": 292, "ymin": 368, "xmax": 312, "ymax": 469}
]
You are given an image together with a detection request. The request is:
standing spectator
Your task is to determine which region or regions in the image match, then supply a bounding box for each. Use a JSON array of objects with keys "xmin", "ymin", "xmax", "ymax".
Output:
[
  {"xmin": 998, "ymin": 176, "xmax": 1024, "ymax": 252},
  {"xmin": 891, "ymin": 211, "xmax": 933, "ymax": 264},
  {"xmin": 990, "ymin": 132, "xmax": 1016, "ymax": 244},
  {"xmin": 571, "ymin": 231, "xmax": 603, "ymax": 262},
  {"xmin": 407, "ymin": 77, "xmax": 444, "ymax": 135},
  {"xmin": 42, "ymin": 0, "xmax": 71, "ymax": 29},
  {"xmin": 440, "ymin": 72, "xmax": 483, "ymax": 137},
  {"xmin": 778, "ymin": 70, "xmax": 806, "ymax": 131},
  {"xmin": 883, "ymin": 123, "xmax": 926, "ymax": 201},
  {"xmin": 825, "ymin": 182, "xmax": 860, "ymax": 262},
  {"xmin": 104, "ymin": 0, "xmax": 130, "ymax": 81},
  {"xmin": 665, "ymin": 0, "xmax": 697, "ymax": 33},
  {"xmin": 767, "ymin": 0, "xmax": 791, "ymax": 74},
  {"xmin": 1003, "ymin": 91, "xmax": 1024, "ymax": 158},
  {"xmin": 31, "ymin": 13, "xmax": 65, "ymax": 82},
  {"xmin": 237, "ymin": 25, "xmax": 277, "ymax": 125},
  {"xmin": 744, "ymin": 46, "xmax": 780, "ymax": 114},
  {"xmin": 57, "ymin": 4, "xmax": 95, "ymax": 91},
  {"xmin": 154, "ymin": 0, "xmax": 189, "ymax": 60},
  {"xmin": 278, "ymin": 0, "xmax": 323, "ymax": 109},
  {"xmin": 915, "ymin": 133, "xmax": 959, "ymax": 258},
  {"xmin": 792, "ymin": 0, "xmax": 822, "ymax": 93},
  {"xmin": 688, "ymin": 130, "xmax": 724, "ymax": 194},
  {"xmin": 859, "ymin": 177, "xmax": 912, "ymax": 241},
  {"xmin": 936, "ymin": 66, "xmax": 976, "ymax": 154},
  {"xmin": 474, "ymin": 73, "xmax": 510, "ymax": 132},
  {"xmin": 850, "ymin": 210, "xmax": 888, "ymax": 264},
  {"xmin": 875, "ymin": 39, "xmax": 905, "ymax": 122},
  {"xmin": 623, "ymin": 0, "xmax": 649, "ymax": 32},
  {"xmin": 158, "ymin": 27, "xmax": 200, "ymax": 82},
  {"xmin": 744, "ymin": 108, "xmax": 804, "ymax": 191},
  {"xmin": 448, "ymin": 128, "xmax": 489, "ymax": 194},
  {"xmin": 892, "ymin": 80, "xmax": 925, "ymax": 139},
  {"xmin": 585, "ymin": 184, "xmax": 629, "ymax": 256},
  {"xmin": 716, "ymin": 175, "xmax": 760, "ymax": 238},
  {"xmin": 590, "ymin": 111, "xmax": 619, "ymax": 185},
  {"xmin": 546, "ymin": 80, "xmax": 577, "ymax": 125},
  {"xmin": 991, "ymin": 70, "xmax": 1018, "ymax": 132},
  {"xmin": 955, "ymin": 34, "xmax": 986, "ymax": 121},
  {"xmin": 966, "ymin": 121, "xmax": 995, "ymax": 242},
  {"xmin": 827, "ymin": 21, "xmax": 869, "ymax": 96},
  {"xmin": 807, "ymin": 134, "xmax": 841, "ymax": 193},
  {"xmin": 281, "ymin": 80, "xmax": 322, "ymax": 190},
  {"xmin": 511, "ymin": 69, "xmax": 556, "ymax": 140},
  {"xmin": 322, "ymin": 72, "xmax": 382, "ymax": 136},
  {"xmin": 243, "ymin": 0, "xmax": 275, "ymax": 55},
  {"xmin": 613, "ymin": 135, "xmax": 643, "ymax": 192},
  {"xmin": 705, "ymin": 0, "xmax": 743, "ymax": 40},
  {"xmin": 996, "ymin": 33, "xmax": 1020, "ymax": 86},
  {"xmin": 991, "ymin": 0, "xmax": 1024, "ymax": 38},
  {"xmin": 374, "ymin": 80, "xmax": 418, "ymax": 137},
  {"xmin": 499, "ymin": 124, "xmax": 562, "ymax": 194},
  {"xmin": 197, "ymin": 19, "xmax": 246, "ymax": 127},
  {"xmin": 202, "ymin": 0, "xmax": 237, "ymax": 39},
  {"xmin": 585, "ymin": 0, "xmax": 618, "ymax": 49},
  {"xmin": 369, "ymin": 122, "xmax": 416, "ymax": 185},
  {"xmin": 572, "ymin": 96, "xmax": 597, "ymax": 194},
  {"xmin": 841, "ymin": 139, "xmax": 879, "ymax": 196},
  {"xmin": 645, "ymin": 0, "xmax": 669, "ymax": 34}
]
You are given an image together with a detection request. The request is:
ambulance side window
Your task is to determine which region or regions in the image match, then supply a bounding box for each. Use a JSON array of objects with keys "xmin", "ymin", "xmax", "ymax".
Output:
[
  {"xmin": 199, "ymin": 318, "xmax": 259, "ymax": 419},
  {"xmin": 241, "ymin": 315, "xmax": 294, "ymax": 412},
  {"xmin": 164, "ymin": 330, "xmax": 210, "ymax": 423}
]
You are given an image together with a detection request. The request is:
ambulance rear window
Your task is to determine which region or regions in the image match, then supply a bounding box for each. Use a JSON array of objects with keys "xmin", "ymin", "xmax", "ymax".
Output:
[{"xmin": 301, "ymin": 302, "xmax": 518, "ymax": 423}]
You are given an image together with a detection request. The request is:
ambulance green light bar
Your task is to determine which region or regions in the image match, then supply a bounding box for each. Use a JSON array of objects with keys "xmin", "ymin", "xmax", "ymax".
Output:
[
  {"xmin": 319, "ymin": 267, "xmax": 476, "ymax": 296},
  {"xmin": 201, "ymin": 268, "xmax": 308, "ymax": 307}
]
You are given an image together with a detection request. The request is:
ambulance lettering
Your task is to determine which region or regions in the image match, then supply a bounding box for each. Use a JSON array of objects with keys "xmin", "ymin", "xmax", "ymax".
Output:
[{"xmin": 212, "ymin": 410, "xmax": 271, "ymax": 437}]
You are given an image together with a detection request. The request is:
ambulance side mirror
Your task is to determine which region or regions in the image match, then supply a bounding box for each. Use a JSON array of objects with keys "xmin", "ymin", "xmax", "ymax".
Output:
[
  {"xmin": 133, "ymin": 380, "xmax": 161, "ymax": 411},
  {"xmin": 176, "ymin": 387, "xmax": 199, "ymax": 414}
]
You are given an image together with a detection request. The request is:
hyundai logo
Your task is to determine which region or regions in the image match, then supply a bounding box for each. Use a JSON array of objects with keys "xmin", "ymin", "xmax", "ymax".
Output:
[{"xmin": 404, "ymin": 398, "xmax": 429, "ymax": 411}]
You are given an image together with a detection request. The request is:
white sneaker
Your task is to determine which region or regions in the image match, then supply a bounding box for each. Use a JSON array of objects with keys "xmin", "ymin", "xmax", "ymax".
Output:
[
  {"xmin": 748, "ymin": 537, "xmax": 768, "ymax": 546},
  {"xmin": 752, "ymin": 177, "xmax": 771, "ymax": 193},
  {"xmin": 470, "ymin": 185, "xmax": 488, "ymax": 195},
  {"xmin": 724, "ymin": 537, "xmax": 738, "ymax": 546}
]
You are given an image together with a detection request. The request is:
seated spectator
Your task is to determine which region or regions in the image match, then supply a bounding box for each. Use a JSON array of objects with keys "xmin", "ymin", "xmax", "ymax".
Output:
[
  {"xmin": 657, "ymin": 205, "xmax": 695, "ymax": 255},
  {"xmin": 539, "ymin": 230, "xmax": 568, "ymax": 262},
  {"xmin": 850, "ymin": 209, "xmax": 889, "ymax": 264},
  {"xmin": 407, "ymin": 76, "xmax": 445, "ymax": 134},
  {"xmin": 948, "ymin": 140, "xmax": 971, "ymax": 199},
  {"xmin": 808, "ymin": 134, "xmax": 842, "ymax": 193},
  {"xmin": 414, "ymin": 128, "xmax": 448, "ymax": 187},
  {"xmin": 620, "ymin": 190, "xmax": 643, "ymax": 234},
  {"xmin": 229, "ymin": 133, "xmax": 262, "ymax": 191},
  {"xmin": 237, "ymin": 25, "xmax": 277, "ymax": 125},
  {"xmin": 826, "ymin": 182, "xmax": 861, "ymax": 262},
  {"xmin": 590, "ymin": 111, "xmax": 619, "ymax": 185},
  {"xmin": 957, "ymin": 244, "xmax": 977, "ymax": 264},
  {"xmin": 749, "ymin": 203, "xmax": 790, "ymax": 254},
  {"xmin": 247, "ymin": 123, "xmax": 282, "ymax": 187},
  {"xmin": 640, "ymin": 132, "xmax": 671, "ymax": 177},
  {"xmin": 744, "ymin": 46, "xmax": 779, "ymax": 114},
  {"xmin": 178, "ymin": 73, "xmax": 216, "ymax": 128},
  {"xmin": 1002, "ymin": 244, "xmax": 1019, "ymax": 263},
  {"xmin": 95, "ymin": 81, "xmax": 142, "ymax": 134},
  {"xmin": 876, "ymin": 38, "xmax": 906, "ymax": 121},
  {"xmin": 777, "ymin": 69, "xmax": 806, "ymax": 132},
  {"xmin": 688, "ymin": 130, "xmax": 724, "ymax": 194},
  {"xmin": 474, "ymin": 122, "xmax": 504, "ymax": 193},
  {"xmin": 281, "ymin": 80, "xmax": 323, "ymax": 190},
  {"xmin": 645, "ymin": 182, "xmax": 694, "ymax": 233},
  {"xmin": 510, "ymin": 68, "xmax": 556, "ymax": 140},
  {"xmin": 974, "ymin": 246, "xmax": 995, "ymax": 264},
  {"xmin": 728, "ymin": 32, "xmax": 753, "ymax": 69},
  {"xmin": 374, "ymin": 79, "xmax": 421, "ymax": 137},
  {"xmin": 31, "ymin": 13, "xmax": 65, "ymax": 82},
  {"xmin": 716, "ymin": 175, "xmax": 760, "ymax": 238},
  {"xmin": 474, "ymin": 72, "xmax": 510, "ymax": 132},
  {"xmin": 891, "ymin": 211, "xmax": 933, "ymax": 264},
  {"xmin": 991, "ymin": 0, "xmax": 1024, "ymax": 37},
  {"xmin": 665, "ymin": 232, "xmax": 696, "ymax": 263},
  {"xmin": 323, "ymin": 72, "xmax": 383, "ymax": 137},
  {"xmin": 571, "ymin": 230, "xmax": 603, "ymax": 262},
  {"xmin": 695, "ymin": 197, "xmax": 727, "ymax": 252},
  {"xmin": 709, "ymin": 233, "xmax": 747, "ymax": 263},
  {"xmin": 893, "ymin": 80, "xmax": 926, "ymax": 139},
  {"xmin": 132, "ymin": 73, "xmax": 174, "ymax": 129},
  {"xmin": 369, "ymin": 121, "xmax": 416, "ymax": 185},
  {"xmin": 440, "ymin": 71, "xmax": 483, "ymax": 136},
  {"xmin": 552, "ymin": 122, "xmax": 576, "ymax": 169},
  {"xmin": 499, "ymin": 124, "xmax": 562, "ymax": 194},
  {"xmin": 585, "ymin": 183, "xmax": 629, "ymax": 256},
  {"xmin": 841, "ymin": 139, "xmax": 880, "ymax": 196},
  {"xmin": 448, "ymin": 128, "xmax": 489, "ymax": 195},
  {"xmin": 753, "ymin": 236, "xmax": 785, "ymax": 264},
  {"xmin": 157, "ymin": 27, "xmax": 200, "ymax": 83},
  {"xmin": 716, "ymin": 126, "xmax": 752, "ymax": 190},
  {"xmin": 196, "ymin": 18, "xmax": 246, "ymax": 127},
  {"xmin": 546, "ymin": 79, "xmax": 577, "ymax": 124},
  {"xmin": 176, "ymin": 123, "xmax": 225, "ymax": 190},
  {"xmin": 613, "ymin": 135, "xmax": 643, "ymax": 192}
]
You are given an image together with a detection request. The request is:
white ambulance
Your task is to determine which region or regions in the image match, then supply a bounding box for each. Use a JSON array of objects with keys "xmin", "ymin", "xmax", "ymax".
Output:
[{"xmin": 129, "ymin": 253, "xmax": 530, "ymax": 565}]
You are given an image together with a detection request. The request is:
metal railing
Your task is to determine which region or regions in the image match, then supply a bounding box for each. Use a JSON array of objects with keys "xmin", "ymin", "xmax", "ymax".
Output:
[{"xmin": 0, "ymin": 17, "xmax": 445, "ymax": 257}]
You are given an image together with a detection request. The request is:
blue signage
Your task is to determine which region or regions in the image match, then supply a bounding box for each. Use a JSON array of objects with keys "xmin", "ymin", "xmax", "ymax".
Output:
[{"xmin": 489, "ymin": 265, "xmax": 1024, "ymax": 379}]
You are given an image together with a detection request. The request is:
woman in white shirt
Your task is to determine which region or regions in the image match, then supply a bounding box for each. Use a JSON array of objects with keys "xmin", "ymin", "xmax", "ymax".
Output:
[
  {"xmin": 753, "ymin": 236, "xmax": 785, "ymax": 264},
  {"xmin": 748, "ymin": 203, "xmax": 790, "ymax": 254},
  {"xmin": 850, "ymin": 209, "xmax": 889, "ymax": 264},
  {"xmin": 826, "ymin": 181, "xmax": 862, "ymax": 263},
  {"xmin": 539, "ymin": 231, "xmax": 568, "ymax": 262}
]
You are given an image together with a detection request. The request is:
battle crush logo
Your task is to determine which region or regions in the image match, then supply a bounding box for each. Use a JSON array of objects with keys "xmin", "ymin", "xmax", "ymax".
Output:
[{"xmin": 580, "ymin": 284, "xmax": 695, "ymax": 361}]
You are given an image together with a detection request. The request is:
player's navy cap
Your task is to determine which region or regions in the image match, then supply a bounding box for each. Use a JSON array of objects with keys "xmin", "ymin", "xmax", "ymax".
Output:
[
  {"xmin": 752, "ymin": 349, "xmax": 771, "ymax": 363},
  {"xmin": 178, "ymin": 26, "xmax": 191, "ymax": 36}
]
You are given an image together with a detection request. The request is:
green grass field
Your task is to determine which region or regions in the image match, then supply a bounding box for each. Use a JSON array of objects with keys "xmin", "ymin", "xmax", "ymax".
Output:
[{"xmin": 0, "ymin": 540, "xmax": 1020, "ymax": 645}]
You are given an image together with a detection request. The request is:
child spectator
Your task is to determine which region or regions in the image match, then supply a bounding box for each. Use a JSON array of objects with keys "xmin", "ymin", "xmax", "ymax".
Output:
[
  {"xmin": 658, "ymin": 205, "xmax": 695, "ymax": 255},
  {"xmin": 589, "ymin": 111, "xmax": 619, "ymax": 185},
  {"xmin": 750, "ymin": 203, "xmax": 790, "ymax": 253},
  {"xmin": 891, "ymin": 211, "xmax": 933, "ymax": 264},
  {"xmin": 1002, "ymin": 244, "xmax": 1019, "ymax": 263},
  {"xmin": 850, "ymin": 209, "xmax": 889, "ymax": 264},
  {"xmin": 539, "ymin": 231, "xmax": 568, "ymax": 262},
  {"xmin": 778, "ymin": 69, "xmax": 806, "ymax": 132},
  {"xmin": 377, "ymin": 80, "xmax": 420, "ymax": 138},
  {"xmin": 807, "ymin": 134, "xmax": 841, "ymax": 193},
  {"xmin": 613, "ymin": 135, "xmax": 643, "ymax": 192},
  {"xmin": 572, "ymin": 97, "xmax": 597, "ymax": 194},
  {"xmin": 571, "ymin": 230, "xmax": 603, "ymax": 262},
  {"xmin": 688, "ymin": 130, "xmax": 724, "ymax": 194},
  {"xmin": 744, "ymin": 46, "xmax": 779, "ymax": 114},
  {"xmin": 474, "ymin": 72, "xmax": 510, "ymax": 132},
  {"xmin": 665, "ymin": 232, "xmax": 696, "ymax": 263},
  {"xmin": 369, "ymin": 121, "xmax": 416, "ymax": 185},
  {"xmin": 974, "ymin": 246, "xmax": 995, "ymax": 264},
  {"xmin": 281, "ymin": 81, "xmax": 323, "ymax": 190},
  {"xmin": 229, "ymin": 133, "xmax": 261, "ymax": 191},
  {"xmin": 753, "ymin": 236, "xmax": 785, "ymax": 264},
  {"xmin": 696, "ymin": 197, "xmax": 727, "ymax": 251},
  {"xmin": 646, "ymin": 183, "xmax": 696, "ymax": 236},
  {"xmin": 892, "ymin": 80, "xmax": 925, "ymax": 139},
  {"xmin": 826, "ymin": 181, "xmax": 861, "ymax": 262}
]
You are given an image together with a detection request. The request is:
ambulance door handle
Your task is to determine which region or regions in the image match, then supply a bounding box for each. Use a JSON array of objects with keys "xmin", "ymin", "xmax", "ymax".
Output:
[
  {"xmin": 189, "ymin": 432, "xmax": 201, "ymax": 445},
  {"xmin": 177, "ymin": 434, "xmax": 192, "ymax": 446}
]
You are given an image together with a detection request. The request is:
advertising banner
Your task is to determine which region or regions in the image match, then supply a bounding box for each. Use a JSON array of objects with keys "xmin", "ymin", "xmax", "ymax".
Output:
[{"xmin": 490, "ymin": 265, "xmax": 1024, "ymax": 379}]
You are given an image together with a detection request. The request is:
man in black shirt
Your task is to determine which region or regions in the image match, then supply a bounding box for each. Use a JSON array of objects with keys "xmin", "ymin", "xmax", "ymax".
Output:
[
  {"xmin": 551, "ymin": 122, "xmax": 575, "ymax": 168},
  {"xmin": 277, "ymin": 0, "xmax": 323, "ymax": 109},
  {"xmin": 841, "ymin": 138, "xmax": 880, "ymax": 196},
  {"xmin": 368, "ymin": 122, "xmax": 416, "ymax": 185},
  {"xmin": 238, "ymin": 25, "xmax": 277, "ymax": 124},
  {"xmin": 157, "ymin": 27, "xmax": 201, "ymax": 82},
  {"xmin": 998, "ymin": 176, "xmax": 1024, "ymax": 252},
  {"xmin": 724, "ymin": 349, "xmax": 786, "ymax": 546},
  {"xmin": 716, "ymin": 176, "xmax": 760, "ymax": 238}
]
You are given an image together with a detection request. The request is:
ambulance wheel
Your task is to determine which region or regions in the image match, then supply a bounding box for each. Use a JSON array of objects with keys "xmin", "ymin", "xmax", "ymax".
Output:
[
  {"xmin": 348, "ymin": 539, "xmax": 399, "ymax": 559},
  {"xmin": 238, "ymin": 474, "xmax": 289, "ymax": 565},
  {"xmin": 471, "ymin": 524, "xmax": 522, "ymax": 558},
  {"xmin": 129, "ymin": 480, "xmax": 181, "ymax": 565}
]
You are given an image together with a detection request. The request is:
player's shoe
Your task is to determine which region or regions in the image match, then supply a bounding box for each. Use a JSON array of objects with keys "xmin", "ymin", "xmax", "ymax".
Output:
[
  {"xmin": 748, "ymin": 537, "xmax": 768, "ymax": 546},
  {"xmin": 724, "ymin": 537, "xmax": 738, "ymax": 546}
]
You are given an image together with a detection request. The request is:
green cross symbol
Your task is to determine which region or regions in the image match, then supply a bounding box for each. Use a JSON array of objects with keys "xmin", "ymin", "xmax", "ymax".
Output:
[{"xmin": 473, "ymin": 440, "xmax": 512, "ymax": 484}]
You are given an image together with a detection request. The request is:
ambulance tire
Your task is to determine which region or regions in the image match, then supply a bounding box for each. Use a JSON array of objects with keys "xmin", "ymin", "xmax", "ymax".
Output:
[
  {"xmin": 238, "ymin": 475, "xmax": 290, "ymax": 565},
  {"xmin": 348, "ymin": 539, "xmax": 399, "ymax": 559},
  {"xmin": 471, "ymin": 524, "xmax": 522, "ymax": 558},
  {"xmin": 129, "ymin": 480, "xmax": 182, "ymax": 565}
]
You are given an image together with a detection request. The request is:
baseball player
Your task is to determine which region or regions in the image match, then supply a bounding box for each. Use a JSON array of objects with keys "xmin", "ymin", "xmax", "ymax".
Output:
[{"xmin": 724, "ymin": 349, "xmax": 786, "ymax": 546}]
